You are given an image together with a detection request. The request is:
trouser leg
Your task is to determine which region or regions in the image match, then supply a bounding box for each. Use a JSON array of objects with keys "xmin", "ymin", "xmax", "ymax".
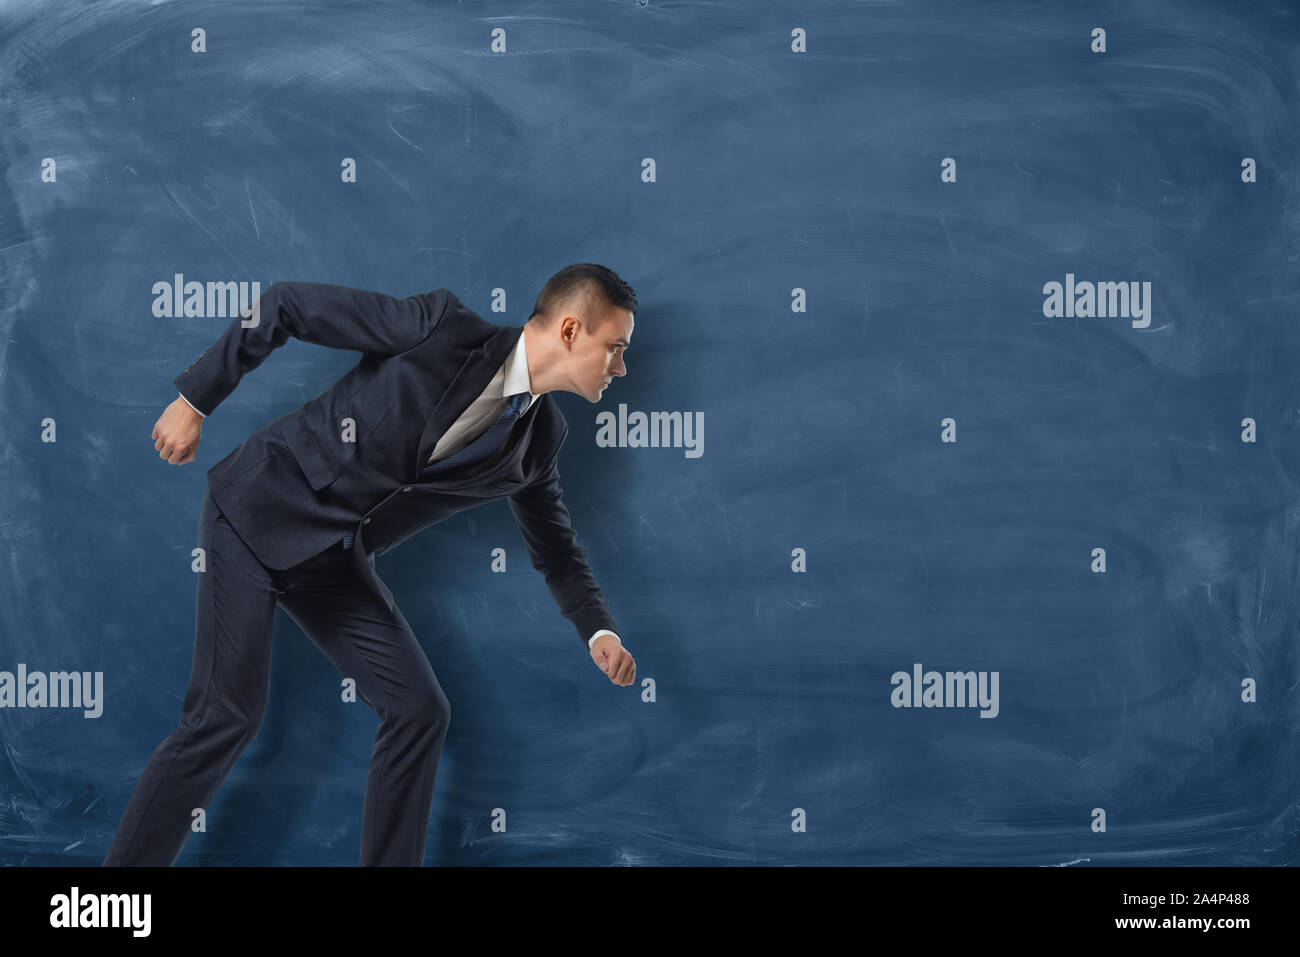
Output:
[
  {"xmin": 277, "ymin": 557, "xmax": 450, "ymax": 867},
  {"xmin": 103, "ymin": 489, "xmax": 277, "ymax": 866}
]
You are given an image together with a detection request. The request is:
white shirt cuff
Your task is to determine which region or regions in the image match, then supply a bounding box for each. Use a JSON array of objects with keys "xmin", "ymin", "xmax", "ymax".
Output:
[
  {"xmin": 178, "ymin": 391, "xmax": 207, "ymax": 418},
  {"xmin": 588, "ymin": 630, "xmax": 620, "ymax": 650}
]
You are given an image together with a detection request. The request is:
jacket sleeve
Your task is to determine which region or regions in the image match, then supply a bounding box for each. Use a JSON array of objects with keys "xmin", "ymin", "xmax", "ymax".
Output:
[
  {"xmin": 508, "ymin": 451, "xmax": 620, "ymax": 650},
  {"xmin": 173, "ymin": 281, "xmax": 446, "ymax": 416}
]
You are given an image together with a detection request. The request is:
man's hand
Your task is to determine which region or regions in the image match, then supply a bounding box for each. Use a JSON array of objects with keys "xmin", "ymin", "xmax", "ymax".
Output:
[
  {"xmin": 153, "ymin": 396, "xmax": 204, "ymax": 465},
  {"xmin": 591, "ymin": 634, "xmax": 636, "ymax": 686}
]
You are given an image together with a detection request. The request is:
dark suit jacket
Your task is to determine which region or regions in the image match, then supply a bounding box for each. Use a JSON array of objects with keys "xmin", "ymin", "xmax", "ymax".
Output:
[{"xmin": 173, "ymin": 281, "xmax": 619, "ymax": 649}]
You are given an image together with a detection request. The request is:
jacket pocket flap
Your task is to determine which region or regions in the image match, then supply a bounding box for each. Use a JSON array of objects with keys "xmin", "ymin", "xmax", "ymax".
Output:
[{"xmin": 285, "ymin": 415, "xmax": 339, "ymax": 491}]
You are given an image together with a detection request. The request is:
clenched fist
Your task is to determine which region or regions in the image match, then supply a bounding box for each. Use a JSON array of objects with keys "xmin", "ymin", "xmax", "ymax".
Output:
[
  {"xmin": 591, "ymin": 633, "xmax": 636, "ymax": 686},
  {"xmin": 153, "ymin": 395, "xmax": 204, "ymax": 465}
]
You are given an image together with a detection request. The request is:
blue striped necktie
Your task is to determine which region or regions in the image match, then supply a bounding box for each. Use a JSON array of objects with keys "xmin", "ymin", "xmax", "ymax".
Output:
[{"xmin": 342, "ymin": 391, "xmax": 529, "ymax": 550}]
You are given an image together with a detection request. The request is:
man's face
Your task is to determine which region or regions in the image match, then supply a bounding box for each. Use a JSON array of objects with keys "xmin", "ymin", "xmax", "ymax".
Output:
[{"xmin": 573, "ymin": 304, "xmax": 633, "ymax": 402}]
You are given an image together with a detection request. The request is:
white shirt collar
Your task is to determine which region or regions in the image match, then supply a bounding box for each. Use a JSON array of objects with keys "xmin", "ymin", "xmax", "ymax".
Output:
[{"xmin": 502, "ymin": 326, "xmax": 540, "ymax": 405}]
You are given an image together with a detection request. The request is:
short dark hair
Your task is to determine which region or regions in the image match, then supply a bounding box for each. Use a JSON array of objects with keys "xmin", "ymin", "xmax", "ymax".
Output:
[{"xmin": 528, "ymin": 263, "xmax": 637, "ymax": 331}]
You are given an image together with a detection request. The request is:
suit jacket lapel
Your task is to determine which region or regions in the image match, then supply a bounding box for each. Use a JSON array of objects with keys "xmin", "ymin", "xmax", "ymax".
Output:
[{"xmin": 412, "ymin": 324, "xmax": 525, "ymax": 480}]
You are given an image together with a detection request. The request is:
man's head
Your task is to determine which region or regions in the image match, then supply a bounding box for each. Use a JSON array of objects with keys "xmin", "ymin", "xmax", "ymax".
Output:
[{"xmin": 523, "ymin": 263, "xmax": 637, "ymax": 402}]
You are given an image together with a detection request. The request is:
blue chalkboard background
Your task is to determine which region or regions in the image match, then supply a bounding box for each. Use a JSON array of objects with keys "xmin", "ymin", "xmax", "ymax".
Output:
[{"xmin": 0, "ymin": 0, "xmax": 1296, "ymax": 865}]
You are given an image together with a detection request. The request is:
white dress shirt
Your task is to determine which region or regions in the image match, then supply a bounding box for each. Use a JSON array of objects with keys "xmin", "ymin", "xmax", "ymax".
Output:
[{"xmin": 179, "ymin": 327, "xmax": 621, "ymax": 653}]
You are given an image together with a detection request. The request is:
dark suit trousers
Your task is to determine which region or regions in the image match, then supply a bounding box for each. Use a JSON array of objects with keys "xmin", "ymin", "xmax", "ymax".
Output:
[{"xmin": 102, "ymin": 488, "xmax": 451, "ymax": 866}]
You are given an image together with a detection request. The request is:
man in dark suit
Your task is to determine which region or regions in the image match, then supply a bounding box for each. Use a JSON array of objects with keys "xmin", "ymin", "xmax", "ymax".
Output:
[{"xmin": 103, "ymin": 262, "xmax": 637, "ymax": 866}]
